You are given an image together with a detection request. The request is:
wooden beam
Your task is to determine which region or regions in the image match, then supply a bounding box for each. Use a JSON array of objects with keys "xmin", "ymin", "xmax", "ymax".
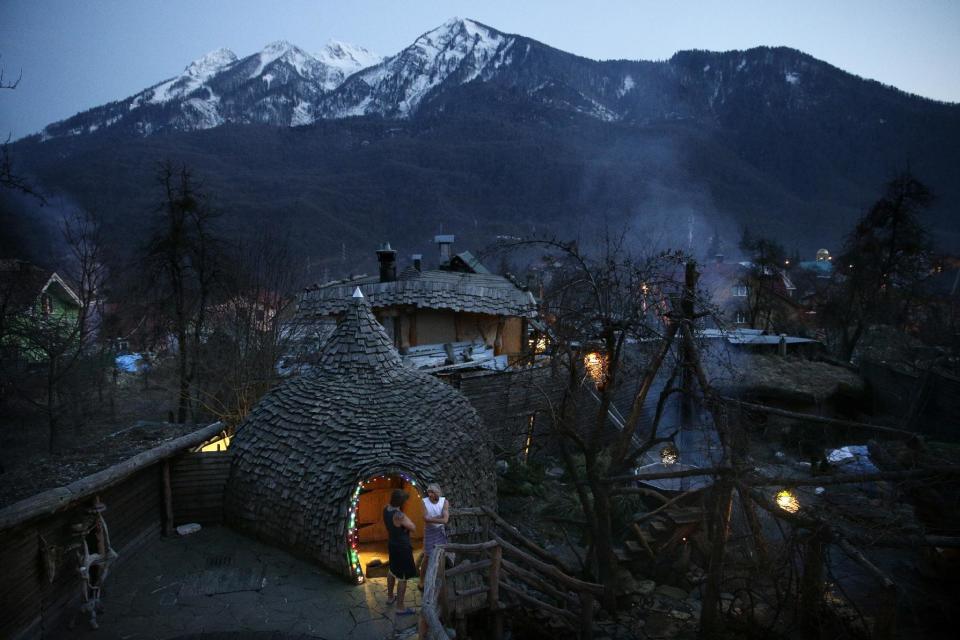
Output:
[
  {"xmin": 444, "ymin": 558, "xmax": 492, "ymax": 578},
  {"xmin": 481, "ymin": 506, "xmax": 572, "ymax": 571},
  {"xmin": 501, "ymin": 558, "xmax": 578, "ymax": 607},
  {"xmin": 499, "ymin": 581, "xmax": 578, "ymax": 623},
  {"xmin": 605, "ymin": 466, "xmax": 731, "ymax": 485},
  {"xmin": 728, "ymin": 399, "xmax": 920, "ymax": 440},
  {"xmin": 799, "ymin": 527, "xmax": 827, "ymax": 633},
  {"xmin": 0, "ymin": 421, "xmax": 224, "ymax": 530},
  {"xmin": 748, "ymin": 467, "xmax": 960, "ymax": 487},
  {"xmin": 489, "ymin": 544, "xmax": 503, "ymax": 640},
  {"xmin": 420, "ymin": 547, "xmax": 452, "ymax": 640},
  {"xmin": 162, "ymin": 460, "xmax": 174, "ymax": 536},
  {"xmin": 441, "ymin": 539, "xmax": 500, "ymax": 553},
  {"xmin": 491, "ymin": 533, "xmax": 605, "ymax": 597}
]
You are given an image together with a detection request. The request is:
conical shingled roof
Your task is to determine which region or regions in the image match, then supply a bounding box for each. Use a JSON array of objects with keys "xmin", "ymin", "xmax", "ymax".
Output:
[
  {"xmin": 315, "ymin": 289, "xmax": 404, "ymax": 376},
  {"xmin": 225, "ymin": 293, "xmax": 496, "ymax": 579}
]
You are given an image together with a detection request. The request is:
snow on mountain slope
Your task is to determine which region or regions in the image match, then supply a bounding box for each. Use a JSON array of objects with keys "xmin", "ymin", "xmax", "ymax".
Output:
[
  {"xmin": 41, "ymin": 38, "xmax": 379, "ymax": 137},
  {"xmin": 39, "ymin": 17, "xmax": 934, "ymax": 142},
  {"xmin": 320, "ymin": 17, "xmax": 512, "ymax": 118},
  {"xmin": 141, "ymin": 48, "xmax": 238, "ymax": 106},
  {"xmin": 316, "ymin": 41, "xmax": 382, "ymax": 84}
]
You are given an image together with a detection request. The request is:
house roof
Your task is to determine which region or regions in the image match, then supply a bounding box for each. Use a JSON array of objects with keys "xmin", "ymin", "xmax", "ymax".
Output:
[
  {"xmin": 0, "ymin": 259, "xmax": 81, "ymax": 310},
  {"xmin": 226, "ymin": 292, "xmax": 497, "ymax": 576},
  {"xmin": 299, "ymin": 268, "xmax": 537, "ymax": 318}
]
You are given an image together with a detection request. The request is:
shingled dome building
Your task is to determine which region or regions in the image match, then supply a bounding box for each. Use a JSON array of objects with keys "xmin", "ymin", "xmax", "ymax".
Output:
[{"xmin": 225, "ymin": 289, "xmax": 496, "ymax": 582}]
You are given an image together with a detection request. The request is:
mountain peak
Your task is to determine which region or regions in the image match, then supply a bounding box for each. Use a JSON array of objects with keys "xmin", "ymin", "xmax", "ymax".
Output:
[
  {"xmin": 262, "ymin": 40, "xmax": 297, "ymax": 55},
  {"xmin": 317, "ymin": 40, "xmax": 381, "ymax": 72},
  {"xmin": 184, "ymin": 48, "xmax": 238, "ymax": 80},
  {"xmin": 424, "ymin": 17, "xmax": 500, "ymax": 41}
]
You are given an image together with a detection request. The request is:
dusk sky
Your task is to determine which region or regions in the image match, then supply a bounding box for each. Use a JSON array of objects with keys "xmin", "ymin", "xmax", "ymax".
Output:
[{"xmin": 2, "ymin": 0, "xmax": 958, "ymax": 139}]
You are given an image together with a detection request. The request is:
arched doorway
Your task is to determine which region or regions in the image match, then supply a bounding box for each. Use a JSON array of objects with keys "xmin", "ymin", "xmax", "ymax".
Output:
[{"xmin": 346, "ymin": 472, "xmax": 425, "ymax": 583}]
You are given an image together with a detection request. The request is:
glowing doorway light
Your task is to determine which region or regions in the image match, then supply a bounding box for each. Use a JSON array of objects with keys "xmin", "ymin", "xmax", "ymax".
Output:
[{"xmin": 346, "ymin": 471, "xmax": 419, "ymax": 584}]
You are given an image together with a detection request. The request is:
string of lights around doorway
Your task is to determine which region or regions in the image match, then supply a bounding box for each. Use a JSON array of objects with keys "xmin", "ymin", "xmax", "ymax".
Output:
[{"xmin": 346, "ymin": 472, "xmax": 420, "ymax": 584}]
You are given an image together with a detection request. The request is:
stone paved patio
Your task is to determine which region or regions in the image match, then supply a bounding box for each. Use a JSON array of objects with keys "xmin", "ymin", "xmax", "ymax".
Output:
[{"xmin": 60, "ymin": 526, "xmax": 422, "ymax": 639}]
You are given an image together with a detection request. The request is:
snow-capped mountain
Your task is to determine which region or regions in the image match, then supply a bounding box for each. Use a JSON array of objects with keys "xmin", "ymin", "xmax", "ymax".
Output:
[
  {"xmin": 317, "ymin": 18, "xmax": 514, "ymax": 118},
  {"xmin": 13, "ymin": 17, "xmax": 960, "ymax": 264},
  {"xmin": 41, "ymin": 36, "xmax": 383, "ymax": 137},
  {"xmin": 37, "ymin": 16, "xmax": 957, "ymax": 142},
  {"xmin": 316, "ymin": 41, "xmax": 382, "ymax": 86}
]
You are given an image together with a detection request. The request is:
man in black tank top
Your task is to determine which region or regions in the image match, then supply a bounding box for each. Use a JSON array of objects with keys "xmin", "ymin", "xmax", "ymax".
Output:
[{"xmin": 384, "ymin": 489, "xmax": 417, "ymax": 615}]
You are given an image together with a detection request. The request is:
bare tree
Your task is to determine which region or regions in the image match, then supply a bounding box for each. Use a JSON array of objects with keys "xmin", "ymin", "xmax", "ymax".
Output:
[
  {"xmin": 503, "ymin": 234, "xmax": 706, "ymax": 606},
  {"xmin": 195, "ymin": 233, "xmax": 299, "ymax": 425},
  {"xmin": 0, "ymin": 209, "xmax": 106, "ymax": 451},
  {"xmin": 822, "ymin": 171, "xmax": 933, "ymax": 360},
  {"xmin": 142, "ymin": 161, "xmax": 222, "ymax": 423},
  {"xmin": 739, "ymin": 229, "xmax": 788, "ymax": 331},
  {"xmin": 0, "ymin": 56, "xmax": 22, "ymax": 90},
  {"xmin": 0, "ymin": 57, "xmax": 45, "ymax": 202}
]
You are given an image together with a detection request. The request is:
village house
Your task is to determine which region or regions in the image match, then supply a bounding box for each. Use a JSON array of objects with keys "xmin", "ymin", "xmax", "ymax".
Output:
[
  {"xmin": 295, "ymin": 236, "xmax": 538, "ymax": 372},
  {"xmin": 0, "ymin": 259, "xmax": 83, "ymax": 363},
  {"xmin": 698, "ymin": 255, "xmax": 804, "ymax": 332}
]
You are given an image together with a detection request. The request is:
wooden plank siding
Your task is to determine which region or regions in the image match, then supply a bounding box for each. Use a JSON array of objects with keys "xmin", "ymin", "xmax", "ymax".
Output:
[
  {"xmin": 1, "ymin": 464, "xmax": 171, "ymax": 638},
  {"xmin": 169, "ymin": 451, "xmax": 232, "ymax": 526}
]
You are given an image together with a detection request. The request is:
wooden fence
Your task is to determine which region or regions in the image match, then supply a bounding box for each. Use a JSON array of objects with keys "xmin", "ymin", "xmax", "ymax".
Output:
[
  {"xmin": 169, "ymin": 451, "xmax": 232, "ymax": 526},
  {"xmin": 422, "ymin": 507, "xmax": 604, "ymax": 640},
  {"xmin": 0, "ymin": 422, "xmax": 226, "ymax": 639}
]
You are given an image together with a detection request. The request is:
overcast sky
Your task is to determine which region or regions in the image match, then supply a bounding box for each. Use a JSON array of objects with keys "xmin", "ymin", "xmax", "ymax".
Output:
[{"xmin": 2, "ymin": 0, "xmax": 958, "ymax": 139}]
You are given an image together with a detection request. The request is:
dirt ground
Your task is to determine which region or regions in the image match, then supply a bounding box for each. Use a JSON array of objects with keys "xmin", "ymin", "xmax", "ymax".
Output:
[{"xmin": 0, "ymin": 370, "xmax": 204, "ymax": 508}]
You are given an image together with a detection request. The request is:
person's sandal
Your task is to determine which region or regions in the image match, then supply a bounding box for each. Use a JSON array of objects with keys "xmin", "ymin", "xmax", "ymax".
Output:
[{"xmin": 386, "ymin": 595, "xmax": 396, "ymax": 605}]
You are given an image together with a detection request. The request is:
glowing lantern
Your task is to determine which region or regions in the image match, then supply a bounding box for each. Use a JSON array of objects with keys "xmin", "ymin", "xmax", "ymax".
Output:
[
  {"xmin": 776, "ymin": 489, "xmax": 800, "ymax": 514},
  {"xmin": 660, "ymin": 443, "xmax": 679, "ymax": 465},
  {"xmin": 534, "ymin": 336, "xmax": 548, "ymax": 354},
  {"xmin": 584, "ymin": 352, "xmax": 606, "ymax": 385}
]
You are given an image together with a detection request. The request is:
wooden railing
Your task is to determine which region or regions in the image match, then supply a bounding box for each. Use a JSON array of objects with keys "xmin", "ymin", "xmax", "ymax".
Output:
[{"xmin": 421, "ymin": 507, "xmax": 604, "ymax": 640}]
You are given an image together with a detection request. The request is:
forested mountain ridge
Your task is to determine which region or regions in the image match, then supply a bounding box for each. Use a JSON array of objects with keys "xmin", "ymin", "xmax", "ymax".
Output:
[{"xmin": 5, "ymin": 18, "xmax": 959, "ymax": 270}]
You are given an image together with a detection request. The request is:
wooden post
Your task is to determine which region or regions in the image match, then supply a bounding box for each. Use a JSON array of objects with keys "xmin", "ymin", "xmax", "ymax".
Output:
[
  {"xmin": 579, "ymin": 592, "xmax": 595, "ymax": 640},
  {"xmin": 700, "ymin": 479, "xmax": 734, "ymax": 635},
  {"xmin": 736, "ymin": 483, "xmax": 769, "ymax": 567},
  {"xmin": 455, "ymin": 596, "xmax": 468, "ymax": 640},
  {"xmin": 680, "ymin": 260, "xmax": 697, "ymax": 426},
  {"xmin": 488, "ymin": 544, "xmax": 503, "ymax": 640},
  {"xmin": 799, "ymin": 527, "xmax": 826, "ymax": 635},
  {"xmin": 162, "ymin": 459, "xmax": 174, "ymax": 536},
  {"xmin": 873, "ymin": 583, "xmax": 898, "ymax": 640}
]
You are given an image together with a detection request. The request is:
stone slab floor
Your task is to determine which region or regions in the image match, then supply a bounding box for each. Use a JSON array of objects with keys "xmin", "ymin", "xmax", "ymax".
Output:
[{"xmin": 58, "ymin": 526, "xmax": 422, "ymax": 640}]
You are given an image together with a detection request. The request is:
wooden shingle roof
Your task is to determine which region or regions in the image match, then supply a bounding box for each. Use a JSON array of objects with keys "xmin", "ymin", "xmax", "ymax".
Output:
[
  {"xmin": 225, "ymin": 292, "xmax": 497, "ymax": 578},
  {"xmin": 299, "ymin": 270, "xmax": 537, "ymax": 318}
]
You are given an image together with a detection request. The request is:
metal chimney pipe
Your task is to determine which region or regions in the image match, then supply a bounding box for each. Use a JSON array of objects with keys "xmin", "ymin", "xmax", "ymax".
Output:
[
  {"xmin": 376, "ymin": 242, "xmax": 397, "ymax": 283},
  {"xmin": 435, "ymin": 235, "xmax": 455, "ymax": 263}
]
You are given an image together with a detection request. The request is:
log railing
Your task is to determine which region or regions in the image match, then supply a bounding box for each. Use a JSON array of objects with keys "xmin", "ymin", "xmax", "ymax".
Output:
[{"xmin": 421, "ymin": 508, "xmax": 604, "ymax": 639}]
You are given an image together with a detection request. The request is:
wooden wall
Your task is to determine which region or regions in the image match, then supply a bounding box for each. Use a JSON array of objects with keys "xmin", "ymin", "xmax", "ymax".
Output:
[
  {"xmin": 355, "ymin": 475, "xmax": 425, "ymax": 543},
  {"xmin": 452, "ymin": 363, "xmax": 647, "ymax": 459},
  {"xmin": 0, "ymin": 465, "xmax": 163, "ymax": 639},
  {"xmin": 452, "ymin": 365, "xmax": 559, "ymax": 458},
  {"xmin": 170, "ymin": 451, "xmax": 232, "ymax": 526}
]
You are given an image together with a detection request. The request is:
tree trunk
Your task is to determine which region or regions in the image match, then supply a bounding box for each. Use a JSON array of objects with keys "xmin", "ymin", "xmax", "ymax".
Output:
[
  {"xmin": 700, "ymin": 479, "xmax": 734, "ymax": 634},
  {"xmin": 589, "ymin": 477, "xmax": 618, "ymax": 611},
  {"xmin": 46, "ymin": 361, "xmax": 58, "ymax": 453},
  {"xmin": 176, "ymin": 329, "xmax": 189, "ymax": 423}
]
